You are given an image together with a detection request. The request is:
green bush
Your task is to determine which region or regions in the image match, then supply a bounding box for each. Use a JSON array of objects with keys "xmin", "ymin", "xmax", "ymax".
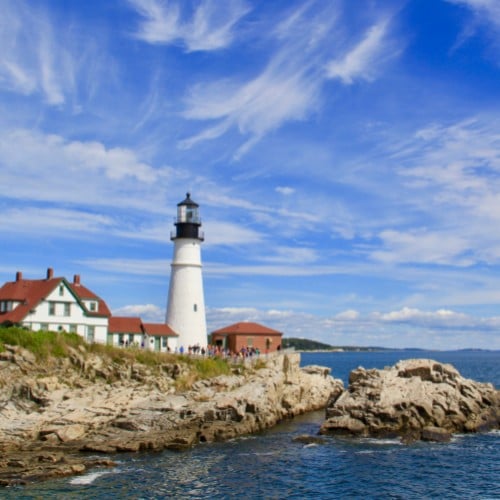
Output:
[
  {"xmin": 190, "ymin": 356, "xmax": 232, "ymax": 378},
  {"xmin": 0, "ymin": 326, "xmax": 85, "ymax": 360}
]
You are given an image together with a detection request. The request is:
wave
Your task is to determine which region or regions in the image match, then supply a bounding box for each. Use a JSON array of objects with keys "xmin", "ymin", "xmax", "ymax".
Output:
[{"xmin": 69, "ymin": 469, "xmax": 116, "ymax": 485}]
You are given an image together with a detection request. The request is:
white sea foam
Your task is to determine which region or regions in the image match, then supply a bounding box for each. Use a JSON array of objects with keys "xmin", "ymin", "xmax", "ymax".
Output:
[
  {"xmin": 69, "ymin": 469, "xmax": 115, "ymax": 485},
  {"xmin": 359, "ymin": 438, "xmax": 402, "ymax": 446}
]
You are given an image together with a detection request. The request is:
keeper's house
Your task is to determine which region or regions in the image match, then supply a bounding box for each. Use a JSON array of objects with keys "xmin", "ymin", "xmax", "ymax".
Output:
[
  {"xmin": 0, "ymin": 268, "xmax": 110, "ymax": 343},
  {"xmin": 0, "ymin": 268, "xmax": 176, "ymax": 352},
  {"xmin": 211, "ymin": 321, "xmax": 283, "ymax": 353}
]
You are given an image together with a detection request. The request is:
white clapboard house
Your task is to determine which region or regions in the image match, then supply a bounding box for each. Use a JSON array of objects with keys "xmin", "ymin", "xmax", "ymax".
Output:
[{"xmin": 0, "ymin": 268, "xmax": 177, "ymax": 352}]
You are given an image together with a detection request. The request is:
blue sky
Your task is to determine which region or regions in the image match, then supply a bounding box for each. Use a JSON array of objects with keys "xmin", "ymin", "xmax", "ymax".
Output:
[{"xmin": 1, "ymin": 0, "xmax": 500, "ymax": 349}]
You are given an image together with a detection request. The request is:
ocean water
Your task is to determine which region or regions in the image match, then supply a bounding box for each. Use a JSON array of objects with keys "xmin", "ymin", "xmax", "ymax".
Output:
[{"xmin": 5, "ymin": 350, "xmax": 500, "ymax": 499}]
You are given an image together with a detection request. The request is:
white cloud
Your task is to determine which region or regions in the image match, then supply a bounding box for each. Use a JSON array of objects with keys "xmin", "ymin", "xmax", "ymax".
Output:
[
  {"xmin": 112, "ymin": 303, "xmax": 164, "ymax": 322},
  {"xmin": 0, "ymin": 207, "xmax": 114, "ymax": 237},
  {"xmin": 205, "ymin": 263, "xmax": 345, "ymax": 278},
  {"xmin": 326, "ymin": 19, "xmax": 399, "ymax": 84},
  {"xmin": 0, "ymin": 1, "xmax": 96, "ymax": 106},
  {"xmin": 383, "ymin": 117, "xmax": 500, "ymax": 266},
  {"xmin": 372, "ymin": 228, "xmax": 472, "ymax": 266},
  {"xmin": 446, "ymin": 0, "xmax": 500, "ymax": 30},
  {"xmin": 446, "ymin": 0, "xmax": 500, "ymax": 58},
  {"xmin": 374, "ymin": 306, "xmax": 487, "ymax": 331},
  {"xmin": 258, "ymin": 246, "xmax": 319, "ymax": 265},
  {"xmin": 127, "ymin": 0, "xmax": 250, "ymax": 51},
  {"xmin": 275, "ymin": 186, "xmax": 295, "ymax": 196},
  {"xmin": 179, "ymin": 6, "xmax": 400, "ymax": 157},
  {"xmin": 79, "ymin": 258, "xmax": 170, "ymax": 276},
  {"xmin": 0, "ymin": 128, "xmax": 170, "ymax": 211},
  {"xmin": 202, "ymin": 220, "xmax": 264, "ymax": 246},
  {"xmin": 335, "ymin": 309, "xmax": 360, "ymax": 321},
  {"xmin": 179, "ymin": 61, "xmax": 320, "ymax": 157},
  {"xmin": 206, "ymin": 305, "xmax": 500, "ymax": 349}
]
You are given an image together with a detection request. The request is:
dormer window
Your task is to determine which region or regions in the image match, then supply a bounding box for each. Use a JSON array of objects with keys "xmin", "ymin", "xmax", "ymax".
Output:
[{"xmin": 88, "ymin": 301, "xmax": 97, "ymax": 312}]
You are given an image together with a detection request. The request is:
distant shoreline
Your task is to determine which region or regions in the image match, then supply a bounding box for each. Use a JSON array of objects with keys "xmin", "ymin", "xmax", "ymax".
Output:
[{"xmin": 294, "ymin": 348, "xmax": 500, "ymax": 353}]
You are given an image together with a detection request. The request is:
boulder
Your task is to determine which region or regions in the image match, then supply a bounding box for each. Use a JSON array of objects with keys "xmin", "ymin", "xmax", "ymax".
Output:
[
  {"xmin": 292, "ymin": 434, "xmax": 327, "ymax": 445},
  {"xmin": 320, "ymin": 359, "xmax": 499, "ymax": 441},
  {"xmin": 56, "ymin": 424, "xmax": 87, "ymax": 443}
]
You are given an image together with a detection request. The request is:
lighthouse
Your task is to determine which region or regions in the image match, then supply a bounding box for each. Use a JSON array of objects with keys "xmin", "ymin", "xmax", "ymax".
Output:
[{"xmin": 166, "ymin": 193, "xmax": 207, "ymax": 349}]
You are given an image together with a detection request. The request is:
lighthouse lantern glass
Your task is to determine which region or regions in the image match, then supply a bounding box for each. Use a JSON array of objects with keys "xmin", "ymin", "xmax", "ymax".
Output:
[
  {"xmin": 186, "ymin": 205, "xmax": 197, "ymax": 222},
  {"xmin": 177, "ymin": 204, "xmax": 199, "ymax": 223}
]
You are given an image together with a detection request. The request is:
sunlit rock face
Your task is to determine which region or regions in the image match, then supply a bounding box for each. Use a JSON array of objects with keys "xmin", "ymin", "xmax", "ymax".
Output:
[
  {"xmin": 0, "ymin": 348, "xmax": 342, "ymax": 485},
  {"xmin": 320, "ymin": 359, "xmax": 499, "ymax": 442}
]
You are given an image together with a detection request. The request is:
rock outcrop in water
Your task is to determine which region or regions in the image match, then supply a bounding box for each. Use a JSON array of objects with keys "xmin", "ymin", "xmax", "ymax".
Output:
[
  {"xmin": 320, "ymin": 359, "xmax": 499, "ymax": 442},
  {"xmin": 0, "ymin": 344, "xmax": 343, "ymax": 486}
]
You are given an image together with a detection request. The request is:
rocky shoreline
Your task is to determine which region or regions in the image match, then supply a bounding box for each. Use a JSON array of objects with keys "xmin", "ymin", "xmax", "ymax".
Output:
[
  {"xmin": 0, "ymin": 345, "xmax": 342, "ymax": 486},
  {"xmin": 1, "ymin": 345, "xmax": 498, "ymax": 488}
]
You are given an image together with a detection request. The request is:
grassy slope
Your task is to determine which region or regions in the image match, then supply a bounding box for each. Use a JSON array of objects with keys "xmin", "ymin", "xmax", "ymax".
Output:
[{"xmin": 0, "ymin": 326, "xmax": 234, "ymax": 388}]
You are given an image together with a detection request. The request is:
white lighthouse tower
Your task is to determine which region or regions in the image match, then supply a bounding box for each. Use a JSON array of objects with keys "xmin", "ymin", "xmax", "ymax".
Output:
[{"xmin": 166, "ymin": 193, "xmax": 207, "ymax": 350}]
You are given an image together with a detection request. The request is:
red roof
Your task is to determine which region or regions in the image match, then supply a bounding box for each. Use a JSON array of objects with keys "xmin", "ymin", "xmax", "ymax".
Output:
[
  {"xmin": 108, "ymin": 316, "xmax": 143, "ymax": 334},
  {"xmin": 212, "ymin": 322, "xmax": 282, "ymax": 336},
  {"xmin": 0, "ymin": 269, "xmax": 111, "ymax": 324},
  {"xmin": 107, "ymin": 319, "xmax": 178, "ymax": 337},
  {"xmin": 0, "ymin": 277, "xmax": 62, "ymax": 323},
  {"xmin": 68, "ymin": 282, "xmax": 111, "ymax": 317},
  {"xmin": 142, "ymin": 323, "xmax": 178, "ymax": 337}
]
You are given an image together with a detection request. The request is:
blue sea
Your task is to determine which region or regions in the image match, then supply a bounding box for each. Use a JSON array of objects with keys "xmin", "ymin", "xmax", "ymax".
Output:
[{"xmin": 5, "ymin": 350, "xmax": 500, "ymax": 499}]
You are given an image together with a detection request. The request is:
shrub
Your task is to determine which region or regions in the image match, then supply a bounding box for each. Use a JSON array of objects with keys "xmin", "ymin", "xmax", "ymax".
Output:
[{"xmin": 0, "ymin": 326, "xmax": 85, "ymax": 360}]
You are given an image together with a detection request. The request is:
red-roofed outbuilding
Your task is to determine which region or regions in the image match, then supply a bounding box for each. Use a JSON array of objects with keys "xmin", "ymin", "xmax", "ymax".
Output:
[{"xmin": 211, "ymin": 321, "xmax": 283, "ymax": 354}]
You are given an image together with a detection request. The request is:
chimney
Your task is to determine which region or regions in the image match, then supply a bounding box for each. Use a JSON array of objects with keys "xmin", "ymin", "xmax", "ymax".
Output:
[
  {"xmin": 16, "ymin": 271, "xmax": 23, "ymax": 282},
  {"xmin": 46, "ymin": 267, "xmax": 54, "ymax": 279},
  {"xmin": 73, "ymin": 274, "xmax": 81, "ymax": 286}
]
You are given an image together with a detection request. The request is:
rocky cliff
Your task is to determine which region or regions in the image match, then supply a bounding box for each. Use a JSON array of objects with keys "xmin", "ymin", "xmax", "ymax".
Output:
[
  {"xmin": 0, "ymin": 344, "xmax": 343, "ymax": 486},
  {"xmin": 320, "ymin": 358, "xmax": 499, "ymax": 442}
]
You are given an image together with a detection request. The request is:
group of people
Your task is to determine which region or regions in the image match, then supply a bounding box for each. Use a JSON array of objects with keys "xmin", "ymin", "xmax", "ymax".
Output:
[{"xmin": 175, "ymin": 343, "xmax": 263, "ymax": 360}]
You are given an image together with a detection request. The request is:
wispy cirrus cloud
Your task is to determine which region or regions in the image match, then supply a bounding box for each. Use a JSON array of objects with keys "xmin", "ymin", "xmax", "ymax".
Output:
[
  {"xmin": 326, "ymin": 19, "xmax": 400, "ymax": 83},
  {"xmin": 366, "ymin": 116, "xmax": 500, "ymax": 266},
  {"xmin": 446, "ymin": 0, "xmax": 500, "ymax": 30},
  {"xmin": 178, "ymin": 4, "xmax": 400, "ymax": 157},
  {"xmin": 127, "ymin": 0, "xmax": 251, "ymax": 51},
  {"xmin": 0, "ymin": 0, "xmax": 76, "ymax": 106},
  {"xmin": 446, "ymin": 0, "xmax": 500, "ymax": 58},
  {"xmin": 0, "ymin": 207, "xmax": 114, "ymax": 237},
  {"xmin": 372, "ymin": 229, "xmax": 473, "ymax": 266}
]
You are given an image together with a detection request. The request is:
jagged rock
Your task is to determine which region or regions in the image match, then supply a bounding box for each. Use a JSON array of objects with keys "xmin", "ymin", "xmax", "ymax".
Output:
[
  {"xmin": 421, "ymin": 426, "xmax": 452, "ymax": 442},
  {"xmin": 56, "ymin": 424, "xmax": 87, "ymax": 442},
  {"xmin": 320, "ymin": 359, "xmax": 499, "ymax": 441},
  {"xmin": 292, "ymin": 434, "xmax": 327, "ymax": 445},
  {"xmin": 301, "ymin": 365, "xmax": 331, "ymax": 377}
]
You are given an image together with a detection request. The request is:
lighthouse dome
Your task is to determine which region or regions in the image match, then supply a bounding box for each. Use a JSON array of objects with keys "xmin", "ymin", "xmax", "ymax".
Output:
[
  {"xmin": 176, "ymin": 193, "xmax": 200, "ymax": 224},
  {"xmin": 173, "ymin": 193, "xmax": 203, "ymax": 240}
]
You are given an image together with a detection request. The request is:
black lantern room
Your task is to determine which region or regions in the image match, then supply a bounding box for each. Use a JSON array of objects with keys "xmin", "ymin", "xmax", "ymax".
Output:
[{"xmin": 172, "ymin": 193, "xmax": 204, "ymax": 241}]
